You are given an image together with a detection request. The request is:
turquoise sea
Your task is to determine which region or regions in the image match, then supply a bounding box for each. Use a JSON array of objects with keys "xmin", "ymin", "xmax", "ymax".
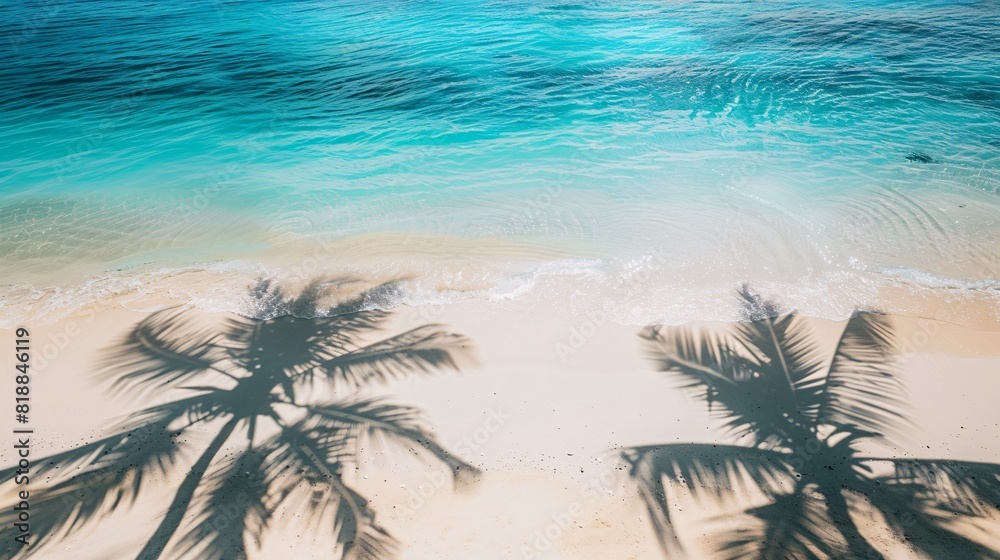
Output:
[{"xmin": 2, "ymin": 0, "xmax": 999, "ymax": 325}]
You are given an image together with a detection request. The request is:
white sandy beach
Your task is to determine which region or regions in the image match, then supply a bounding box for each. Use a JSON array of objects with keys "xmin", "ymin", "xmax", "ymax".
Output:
[
  {"xmin": 3, "ymin": 286, "xmax": 999, "ymax": 559},
  {"xmin": 4, "ymin": 1, "xmax": 1000, "ymax": 558}
]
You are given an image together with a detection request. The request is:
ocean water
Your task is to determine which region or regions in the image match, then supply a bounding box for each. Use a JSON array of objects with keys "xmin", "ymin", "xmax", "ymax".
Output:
[{"xmin": 2, "ymin": 0, "xmax": 999, "ymax": 325}]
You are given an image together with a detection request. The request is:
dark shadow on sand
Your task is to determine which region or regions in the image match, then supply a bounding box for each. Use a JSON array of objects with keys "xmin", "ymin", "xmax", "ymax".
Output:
[
  {"xmin": 623, "ymin": 287, "xmax": 1000, "ymax": 560},
  {"xmin": 0, "ymin": 278, "xmax": 477, "ymax": 560}
]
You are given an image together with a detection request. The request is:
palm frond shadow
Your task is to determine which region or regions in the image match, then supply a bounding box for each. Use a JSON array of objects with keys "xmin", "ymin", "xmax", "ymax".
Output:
[
  {"xmin": 0, "ymin": 277, "xmax": 477, "ymax": 560},
  {"xmin": 623, "ymin": 286, "xmax": 1000, "ymax": 560}
]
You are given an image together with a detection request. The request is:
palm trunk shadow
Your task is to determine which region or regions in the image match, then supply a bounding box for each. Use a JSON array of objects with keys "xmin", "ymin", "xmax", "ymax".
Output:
[
  {"xmin": 0, "ymin": 277, "xmax": 478, "ymax": 560},
  {"xmin": 623, "ymin": 286, "xmax": 1000, "ymax": 559}
]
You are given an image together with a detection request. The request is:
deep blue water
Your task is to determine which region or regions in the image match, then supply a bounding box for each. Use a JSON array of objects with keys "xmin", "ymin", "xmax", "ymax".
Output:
[{"xmin": 1, "ymin": 0, "xmax": 999, "ymax": 317}]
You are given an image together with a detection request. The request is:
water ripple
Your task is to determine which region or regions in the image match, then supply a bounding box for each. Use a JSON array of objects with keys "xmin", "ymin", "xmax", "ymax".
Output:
[{"xmin": 1, "ymin": 0, "xmax": 999, "ymax": 314}]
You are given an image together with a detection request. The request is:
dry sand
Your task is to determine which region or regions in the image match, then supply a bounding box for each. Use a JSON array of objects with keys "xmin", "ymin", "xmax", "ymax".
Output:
[{"xmin": 1, "ymin": 293, "xmax": 999, "ymax": 559}]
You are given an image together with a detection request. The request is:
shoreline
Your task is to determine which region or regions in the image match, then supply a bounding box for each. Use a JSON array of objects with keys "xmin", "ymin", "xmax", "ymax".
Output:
[{"xmin": 3, "ymin": 240, "xmax": 1000, "ymax": 333}]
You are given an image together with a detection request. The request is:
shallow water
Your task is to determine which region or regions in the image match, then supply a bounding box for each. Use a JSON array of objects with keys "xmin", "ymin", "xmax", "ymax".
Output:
[{"xmin": 1, "ymin": 0, "xmax": 999, "ymax": 324}]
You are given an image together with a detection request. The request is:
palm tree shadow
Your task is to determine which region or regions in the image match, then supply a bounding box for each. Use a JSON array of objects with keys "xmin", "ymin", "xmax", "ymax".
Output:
[
  {"xmin": 622, "ymin": 286, "xmax": 1000, "ymax": 560},
  {"xmin": 0, "ymin": 277, "xmax": 478, "ymax": 560}
]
